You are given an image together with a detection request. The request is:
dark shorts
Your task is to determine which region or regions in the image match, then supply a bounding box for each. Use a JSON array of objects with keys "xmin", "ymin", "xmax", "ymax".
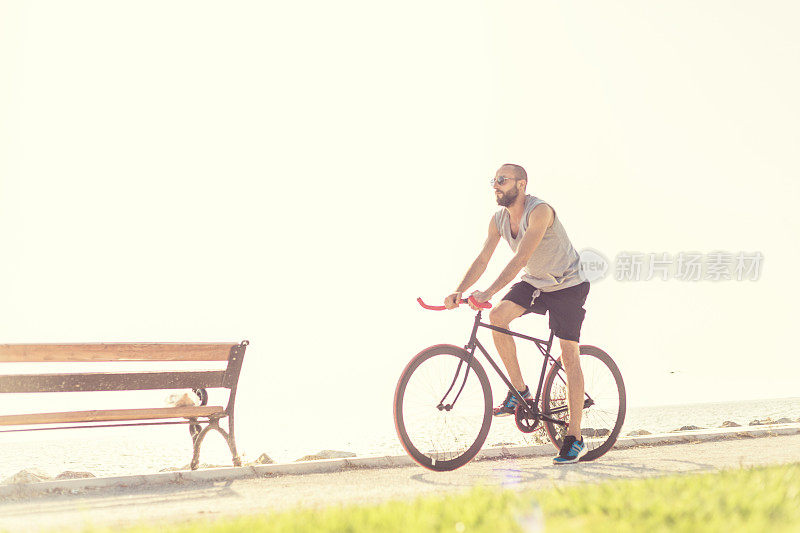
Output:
[{"xmin": 501, "ymin": 280, "xmax": 590, "ymax": 342}]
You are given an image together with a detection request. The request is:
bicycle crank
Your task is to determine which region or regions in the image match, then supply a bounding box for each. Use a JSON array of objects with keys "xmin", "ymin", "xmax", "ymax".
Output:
[{"xmin": 514, "ymin": 399, "xmax": 540, "ymax": 434}]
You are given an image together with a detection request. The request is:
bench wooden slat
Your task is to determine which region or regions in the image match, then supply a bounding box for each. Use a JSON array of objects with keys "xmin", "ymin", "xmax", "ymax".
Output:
[
  {"xmin": 0, "ymin": 371, "xmax": 226, "ymax": 393},
  {"xmin": 0, "ymin": 406, "xmax": 225, "ymax": 426},
  {"xmin": 0, "ymin": 344, "xmax": 234, "ymax": 362}
]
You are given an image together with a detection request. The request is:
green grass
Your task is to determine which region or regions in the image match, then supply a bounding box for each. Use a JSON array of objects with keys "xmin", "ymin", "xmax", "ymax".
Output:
[
  {"xmin": 537, "ymin": 462, "xmax": 800, "ymax": 532},
  {"xmin": 97, "ymin": 463, "xmax": 800, "ymax": 533}
]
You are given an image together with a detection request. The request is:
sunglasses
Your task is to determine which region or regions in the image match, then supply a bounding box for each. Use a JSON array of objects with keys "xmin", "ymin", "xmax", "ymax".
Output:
[{"xmin": 490, "ymin": 176, "xmax": 522, "ymax": 187}]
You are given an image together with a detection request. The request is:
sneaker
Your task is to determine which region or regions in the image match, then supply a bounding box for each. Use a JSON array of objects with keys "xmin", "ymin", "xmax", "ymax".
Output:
[
  {"xmin": 492, "ymin": 386, "xmax": 532, "ymax": 417},
  {"xmin": 553, "ymin": 435, "xmax": 588, "ymax": 464}
]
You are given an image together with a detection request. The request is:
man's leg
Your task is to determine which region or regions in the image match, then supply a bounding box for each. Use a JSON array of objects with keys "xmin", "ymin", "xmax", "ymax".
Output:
[
  {"xmin": 489, "ymin": 301, "xmax": 528, "ymax": 391},
  {"xmin": 559, "ymin": 337, "xmax": 583, "ymax": 439}
]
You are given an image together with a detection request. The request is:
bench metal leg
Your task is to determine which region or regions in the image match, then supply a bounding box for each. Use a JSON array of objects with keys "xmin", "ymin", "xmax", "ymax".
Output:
[
  {"xmin": 189, "ymin": 417, "xmax": 241, "ymax": 470},
  {"xmin": 226, "ymin": 414, "xmax": 242, "ymax": 467}
]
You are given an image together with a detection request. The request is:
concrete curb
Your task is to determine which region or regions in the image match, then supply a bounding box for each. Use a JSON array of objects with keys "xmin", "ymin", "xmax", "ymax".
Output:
[{"xmin": 2, "ymin": 423, "xmax": 798, "ymax": 499}]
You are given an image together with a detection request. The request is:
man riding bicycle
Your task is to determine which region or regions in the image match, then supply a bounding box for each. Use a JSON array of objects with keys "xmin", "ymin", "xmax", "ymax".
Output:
[{"xmin": 444, "ymin": 163, "xmax": 591, "ymax": 464}]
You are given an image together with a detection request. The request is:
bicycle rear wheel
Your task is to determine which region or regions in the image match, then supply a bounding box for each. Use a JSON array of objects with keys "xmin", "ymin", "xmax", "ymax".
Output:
[
  {"xmin": 542, "ymin": 344, "xmax": 625, "ymax": 461},
  {"xmin": 394, "ymin": 344, "xmax": 492, "ymax": 472}
]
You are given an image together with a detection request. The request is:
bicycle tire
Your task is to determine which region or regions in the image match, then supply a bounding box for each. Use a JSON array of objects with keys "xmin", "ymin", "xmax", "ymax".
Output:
[
  {"xmin": 393, "ymin": 344, "xmax": 493, "ymax": 472},
  {"xmin": 542, "ymin": 344, "xmax": 626, "ymax": 461}
]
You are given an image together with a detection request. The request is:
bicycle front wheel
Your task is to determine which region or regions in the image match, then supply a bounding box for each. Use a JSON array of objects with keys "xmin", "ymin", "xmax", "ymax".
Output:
[
  {"xmin": 542, "ymin": 344, "xmax": 626, "ymax": 461},
  {"xmin": 393, "ymin": 344, "xmax": 492, "ymax": 472}
]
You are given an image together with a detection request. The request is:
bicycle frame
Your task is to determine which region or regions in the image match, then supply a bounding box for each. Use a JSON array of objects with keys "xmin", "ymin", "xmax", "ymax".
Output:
[{"xmin": 438, "ymin": 308, "xmax": 593, "ymax": 427}]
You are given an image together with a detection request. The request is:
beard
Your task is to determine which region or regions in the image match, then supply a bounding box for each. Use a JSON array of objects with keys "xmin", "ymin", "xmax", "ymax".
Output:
[{"xmin": 495, "ymin": 186, "xmax": 519, "ymax": 207}]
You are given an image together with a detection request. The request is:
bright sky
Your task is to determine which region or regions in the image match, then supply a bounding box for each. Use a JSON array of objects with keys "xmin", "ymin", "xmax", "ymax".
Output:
[{"xmin": 1, "ymin": 1, "xmax": 798, "ymax": 453}]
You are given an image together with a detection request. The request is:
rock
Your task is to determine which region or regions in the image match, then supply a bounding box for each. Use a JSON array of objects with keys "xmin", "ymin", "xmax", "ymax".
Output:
[
  {"xmin": 193, "ymin": 463, "xmax": 230, "ymax": 469},
  {"xmin": 249, "ymin": 453, "xmax": 274, "ymax": 465},
  {"xmin": 55, "ymin": 471, "xmax": 95, "ymax": 480},
  {"xmin": 160, "ymin": 465, "xmax": 189, "ymax": 472},
  {"xmin": 750, "ymin": 417, "xmax": 794, "ymax": 425},
  {"xmin": 671, "ymin": 425, "xmax": 702, "ymax": 432},
  {"xmin": 721, "ymin": 421, "xmax": 740, "ymax": 428},
  {"xmin": 627, "ymin": 429, "xmax": 652, "ymax": 436},
  {"xmin": 295, "ymin": 450, "xmax": 357, "ymax": 462},
  {"xmin": 161, "ymin": 454, "xmax": 274, "ymax": 470},
  {"xmin": 580, "ymin": 428, "xmax": 610, "ymax": 437},
  {"xmin": 2, "ymin": 469, "xmax": 53, "ymax": 485},
  {"xmin": 159, "ymin": 463, "xmax": 228, "ymax": 472}
]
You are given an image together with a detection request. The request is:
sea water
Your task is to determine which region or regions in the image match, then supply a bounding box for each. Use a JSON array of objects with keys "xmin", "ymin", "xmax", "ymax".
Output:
[{"xmin": 1, "ymin": 396, "xmax": 798, "ymax": 481}]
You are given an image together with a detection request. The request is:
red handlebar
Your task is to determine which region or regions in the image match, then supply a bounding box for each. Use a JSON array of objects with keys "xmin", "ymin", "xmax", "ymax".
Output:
[{"xmin": 416, "ymin": 296, "xmax": 492, "ymax": 311}]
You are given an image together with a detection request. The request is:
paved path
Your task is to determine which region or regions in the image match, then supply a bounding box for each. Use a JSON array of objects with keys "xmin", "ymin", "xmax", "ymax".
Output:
[{"xmin": 1, "ymin": 433, "xmax": 799, "ymax": 532}]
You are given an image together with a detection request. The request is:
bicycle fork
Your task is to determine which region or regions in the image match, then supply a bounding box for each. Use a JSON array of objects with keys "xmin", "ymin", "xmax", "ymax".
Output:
[{"xmin": 436, "ymin": 310, "xmax": 484, "ymax": 411}]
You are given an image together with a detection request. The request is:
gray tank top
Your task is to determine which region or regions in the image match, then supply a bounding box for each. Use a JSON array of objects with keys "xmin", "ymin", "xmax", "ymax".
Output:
[{"xmin": 494, "ymin": 195, "xmax": 583, "ymax": 292}]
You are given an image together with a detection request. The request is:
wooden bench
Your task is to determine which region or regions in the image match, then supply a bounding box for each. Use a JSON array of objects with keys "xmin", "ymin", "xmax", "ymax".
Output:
[{"xmin": 0, "ymin": 340, "xmax": 248, "ymax": 470}]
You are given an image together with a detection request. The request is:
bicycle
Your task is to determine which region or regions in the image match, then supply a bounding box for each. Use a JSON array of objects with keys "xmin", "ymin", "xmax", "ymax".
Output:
[{"xmin": 393, "ymin": 295, "xmax": 626, "ymax": 472}]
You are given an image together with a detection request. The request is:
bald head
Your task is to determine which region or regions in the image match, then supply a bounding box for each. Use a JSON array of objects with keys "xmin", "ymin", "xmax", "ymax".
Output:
[{"xmin": 499, "ymin": 163, "xmax": 527, "ymax": 186}]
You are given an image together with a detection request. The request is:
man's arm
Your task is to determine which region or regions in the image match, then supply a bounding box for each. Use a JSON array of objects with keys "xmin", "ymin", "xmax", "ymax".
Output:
[
  {"xmin": 444, "ymin": 217, "xmax": 501, "ymax": 308},
  {"xmin": 475, "ymin": 204, "xmax": 554, "ymax": 301}
]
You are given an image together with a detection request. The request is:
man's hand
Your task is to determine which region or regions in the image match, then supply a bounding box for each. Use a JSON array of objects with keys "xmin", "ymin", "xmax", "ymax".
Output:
[
  {"xmin": 468, "ymin": 290, "xmax": 492, "ymax": 310},
  {"xmin": 444, "ymin": 292, "xmax": 462, "ymax": 309}
]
